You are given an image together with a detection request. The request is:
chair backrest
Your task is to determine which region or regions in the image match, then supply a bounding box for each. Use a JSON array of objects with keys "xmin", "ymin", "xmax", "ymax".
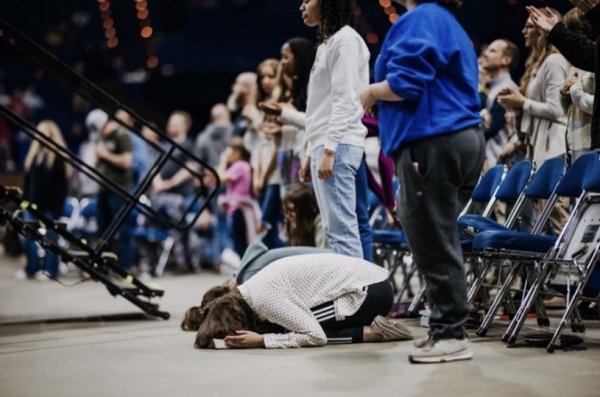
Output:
[
  {"xmin": 555, "ymin": 152, "xmax": 600, "ymax": 198},
  {"xmin": 79, "ymin": 197, "xmax": 98, "ymax": 218},
  {"xmin": 471, "ymin": 165, "xmax": 506, "ymax": 203},
  {"xmin": 582, "ymin": 153, "xmax": 600, "ymax": 193},
  {"xmin": 495, "ymin": 160, "xmax": 534, "ymax": 202},
  {"xmin": 461, "ymin": 164, "xmax": 506, "ymax": 218},
  {"xmin": 525, "ymin": 156, "xmax": 567, "ymax": 200},
  {"xmin": 62, "ymin": 197, "xmax": 79, "ymax": 219}
]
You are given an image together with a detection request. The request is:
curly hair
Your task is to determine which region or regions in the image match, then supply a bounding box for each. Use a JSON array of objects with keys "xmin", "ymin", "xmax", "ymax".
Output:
[
  {"xmin": 414, "ymin": 0, "xmax": 462, "ymax": 10},
  {"xmin": 317, "ymin": 0, "xmax": 356, "ymax": 45}
]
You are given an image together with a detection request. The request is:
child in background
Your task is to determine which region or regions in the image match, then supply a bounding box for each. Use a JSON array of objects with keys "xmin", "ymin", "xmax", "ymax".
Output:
[{"xmin": 217, "ymin": 137, "xmax": 259, "ymax": 259}]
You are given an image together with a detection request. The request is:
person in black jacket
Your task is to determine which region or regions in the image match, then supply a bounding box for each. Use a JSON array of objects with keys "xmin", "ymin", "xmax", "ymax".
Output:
[
  {"xmin": 16, "ymin": 120, "xmax": 70, "ymax": 280},
  {"xmin": 527, "ymin": 0, "xmax": 600, "ymax": 148}
]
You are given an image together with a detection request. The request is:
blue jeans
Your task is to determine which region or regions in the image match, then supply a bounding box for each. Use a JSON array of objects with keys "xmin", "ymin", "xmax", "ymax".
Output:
[
  {"xmin": 260, "ymin": 184, "xmax": 285, "ymax": 249},
  {"xmin": 311, "ymin": 144, "xmax": 364, "ymax": 258},
  {"xmin": 97, "ymin": 191, "xmax": 135, "ymax": 271},
  {"xmin": 356, "ymin": 158, "xmax": 373, "ymax": 261},
  {"xmin": 24, "ymin": 211, "xmax": 60, "ymax": 278}
]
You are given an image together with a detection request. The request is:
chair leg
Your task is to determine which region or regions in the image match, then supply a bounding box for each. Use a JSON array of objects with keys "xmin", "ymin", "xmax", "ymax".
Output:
[
  {"xmin": 477, "ymin": 261, "xmax": 521, "ymax": 337},
  {"xmin": 394, "ymin": 257, "xmax": 417, "ymax": 303},
  {"xmin": 503, "ymin": 262, "xmax": 549, "ymax": 344},
  {"xmin": 571, "ymin": 305, "xmax": 584, "ymax": 332},
  {"xmin": 547, "ymin": 284, "xmax": 584, "ymax": 353},
  {"xmin": 155, "ymin": 236, "xmax": 175, "ymax": 278},
  {"xmin": 408, "ymin": 280, "xmax": 427, "ymax": 315},
  {"xmin": 467, "ymin": 258, "xmax": 492, "ymax": 304}
]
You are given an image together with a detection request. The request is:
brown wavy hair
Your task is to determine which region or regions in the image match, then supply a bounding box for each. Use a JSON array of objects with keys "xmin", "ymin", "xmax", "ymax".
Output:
[
  {"xmin": 181, "ymin": 285, "xmax": 230, "ymax": 331},
  {"xmin": 194, "ymin": 292, "xmax": 281, "ymax": 349},
  {"xmin": 563, "ymin": 7, "xmax": 595, "ymax": 42},
  {"xmin": 283, "ymin": 184, "xmax": 320, "ymax": 247}
]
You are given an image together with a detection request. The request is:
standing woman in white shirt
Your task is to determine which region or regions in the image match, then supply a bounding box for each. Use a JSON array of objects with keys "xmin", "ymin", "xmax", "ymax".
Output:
[{"xmin": 298, "ymin": 0, "xmax": 370, "ymax": 258}]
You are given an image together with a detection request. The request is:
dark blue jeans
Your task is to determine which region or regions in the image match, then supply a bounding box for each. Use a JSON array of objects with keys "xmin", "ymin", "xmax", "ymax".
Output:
[
  {"xmin": 356, "ymin": 157, "xmax": 373, "ymax": 261},
  {"xmin": 228, "ymin": 209, "xmax": 248, "ymax": 258},
  {"xmin": 97, "ymin": 191, "xmax": 135, "ymax": 271},
  {"xmin": 260, "ymin": 184, "xmax": 284, "ymax": 249},
  {"xmin": 24, "ymin": 211, "xmax": 59, "ymax": 278}
]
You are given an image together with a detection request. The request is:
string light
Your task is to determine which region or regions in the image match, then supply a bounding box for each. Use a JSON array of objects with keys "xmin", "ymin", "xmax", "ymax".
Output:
[
  {"xmin": 378, "ymin": 0, "xmax": 399, "ymax": 24},
  {"xmin": 133, "ymin": 0, "xmax": 158, "ymax": 70},
  {"xmin": 98, "ymin": 0, "xmax": 118, "ymax": 50}
]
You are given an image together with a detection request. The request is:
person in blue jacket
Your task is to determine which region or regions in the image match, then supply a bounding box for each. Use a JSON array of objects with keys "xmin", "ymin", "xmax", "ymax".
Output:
[{"xmin": 361, "ymin": 0, "xmax": 484, "ymax": 364}]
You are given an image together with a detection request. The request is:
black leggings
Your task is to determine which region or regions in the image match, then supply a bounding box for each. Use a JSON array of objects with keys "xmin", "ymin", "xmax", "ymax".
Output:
[{"xmin": 310, "ymin": 280, "xmax": 393, "ymax": 344}]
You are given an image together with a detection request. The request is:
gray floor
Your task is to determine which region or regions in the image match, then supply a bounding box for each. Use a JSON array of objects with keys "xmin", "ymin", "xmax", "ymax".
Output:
[{"xmin": 1, "ymin": 256, "xmax": 600, "ymax": 397}]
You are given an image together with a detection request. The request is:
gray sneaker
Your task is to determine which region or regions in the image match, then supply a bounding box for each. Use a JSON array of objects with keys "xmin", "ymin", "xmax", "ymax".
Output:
[
  {"xmin": 409, "ymin": 338, "xmax": 473, "ymax": 364},
  {"xmin": 371, "ymin": 315, "xmax": 413, "ymax": 341},
  {"xmin": 413, "ymin": 336, "xmax": 431, "ymax": 348}
]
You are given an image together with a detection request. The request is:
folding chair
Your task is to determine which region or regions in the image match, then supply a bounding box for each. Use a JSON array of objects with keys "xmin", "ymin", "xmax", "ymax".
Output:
[
  {"xmin": 459, "ymin": 160, "xmax": 535, "ymax": 308},
  {"xmin": 471, "ymin": 153, "xmax": 598, "ymax": 342},
  {"xmin": 467, "ymin": 157, "xmax": 567, "ymax": 336},
  {"xmin": 543, "ymin": 193, "xmax": 600, "ymax": 352}
]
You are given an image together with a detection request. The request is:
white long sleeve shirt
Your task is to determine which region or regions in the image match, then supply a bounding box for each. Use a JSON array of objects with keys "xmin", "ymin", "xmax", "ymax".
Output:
[
  {"xmin": 304, "ymin": 26, "xmax": 370, "ymax": 156},
  {"xmin": 237, "ymin": 253, "xmax": 388, "ymax": 349}
]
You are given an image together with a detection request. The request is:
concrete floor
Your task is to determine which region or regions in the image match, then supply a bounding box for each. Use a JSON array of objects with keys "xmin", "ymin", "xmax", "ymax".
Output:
[{"xmin": 1, "ymin": 256, "xmax": 600, "ymax": 397}]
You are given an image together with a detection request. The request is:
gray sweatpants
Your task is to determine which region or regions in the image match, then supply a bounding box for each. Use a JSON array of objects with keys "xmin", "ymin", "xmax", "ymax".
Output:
[{"xmin": 394, "ymin": 127, "xmax": 485, "ymax": 339}]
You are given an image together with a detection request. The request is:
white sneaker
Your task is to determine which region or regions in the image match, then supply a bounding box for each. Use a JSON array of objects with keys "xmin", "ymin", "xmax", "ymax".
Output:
[
  {"xmin": 409, "ymin": 338, "xmax": 473, "ymax": 364},
  {"xmin": 14, "ymin": 269, "xmax": 28, "ymax": 280},
  {"xmin": 35, "ymin": 272, "xmax": 52, "ymax": 282},
  {"xmin": 370, "ymin": 315, "xmax": 413, "ymax": 341},
  {"xmin": 413, "ymin": 336, "xmax": 431, "ymax": 348}
]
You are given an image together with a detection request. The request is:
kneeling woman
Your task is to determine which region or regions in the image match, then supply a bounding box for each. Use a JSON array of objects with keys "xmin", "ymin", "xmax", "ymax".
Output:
[{"xmin": 191, "ymin": 253, "xmax": 413, "ymax": 348}]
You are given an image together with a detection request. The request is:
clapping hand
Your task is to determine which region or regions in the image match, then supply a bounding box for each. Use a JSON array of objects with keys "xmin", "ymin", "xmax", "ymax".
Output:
[
  {"xmin": 497, "ymin": 87, "xmax": 526, "ymax": 110},
  {"xmin": 560, "ymin": 74, "xmax": 579, "ymax": 96},
  {"xmin": 258, "ymin": 102, "xmax": 283, "ymax": 116}
]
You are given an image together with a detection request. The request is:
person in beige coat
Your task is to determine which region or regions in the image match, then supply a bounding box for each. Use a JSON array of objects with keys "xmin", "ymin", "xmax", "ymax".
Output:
[{"xmin": 498, "ymin": 7, "xmax": 569, "ymax": 232}]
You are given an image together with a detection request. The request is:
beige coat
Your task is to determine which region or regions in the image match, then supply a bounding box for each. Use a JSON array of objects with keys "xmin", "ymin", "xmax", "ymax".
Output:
[{"xmin": 521, "ymin": 53, "xmax": 569, "ymax": 166}]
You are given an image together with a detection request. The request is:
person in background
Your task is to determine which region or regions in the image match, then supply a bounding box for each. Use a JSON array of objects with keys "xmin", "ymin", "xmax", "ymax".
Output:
[
  {"xmin": 527, "ymin": 4, "xmax": 597, "ymax": 161},
  {"xmin": 115, "ymin": 109, "xmax": 150, "ymax": 188},
  {"xmin": 152, "ymin": 110, "xmax": 197, "ymax": 271},
  {"xmin": 93, "ymin": 109, "xmax": 136, "ymax": 272},
  {"xmin": 15, "ymin": 120, "xmax": 69, "ymax": 281},
  {"xmin": 282, "ymin": 183, "xmax": 329, "ymax": 248},
  {"xmin": 227, "ymin": 72, "xmax": 257, "ymax": 138},
  {"xmin": 216, "ymin": 137, "xmax": 258, "ymax": 259},
  {"xmin": 195, "ymin": 103, "xmax": 233, "ymax": 170},
  {"xmin": 479, "ymin": 39, "xmax": 520, "ymax": 168},
  {"xmin": 498, "ymin": 7, "xmax": 569, "ymax": 233}
]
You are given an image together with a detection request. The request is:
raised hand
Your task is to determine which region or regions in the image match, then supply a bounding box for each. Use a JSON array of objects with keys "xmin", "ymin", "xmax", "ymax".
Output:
[{"xmin": 527, "ymin": 6, "xmax": 560, "ymax": 33}]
